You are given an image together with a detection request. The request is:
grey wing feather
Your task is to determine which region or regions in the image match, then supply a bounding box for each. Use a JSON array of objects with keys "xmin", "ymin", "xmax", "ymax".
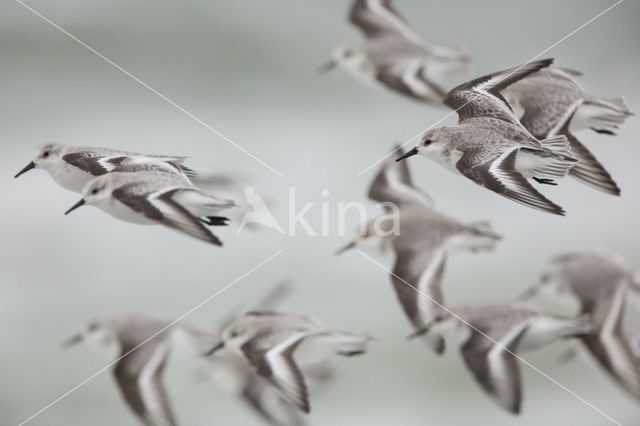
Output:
[
  {"xmin": 112, "ymin": 184, "xmax": 223, "ymax": 245},
  {"xmin": 391, "ymin": 247, "xmax": 447, "ymax": 353},
  {"xmin": 113, "ymin": 342, "xmax": 177, "ymax": 426},
  {"xmin": 460, "ymin": 321, "xmax": 530, "ymax": 414},
  {"xmin": 349, "ymin": 0, "xmax": 419, "ymax": 41},
  {"xmin": 445, "ymin": 59, "xmax": 554, "ymax": 124},
  {"xmin": 456, "ymin": 148, "xmax": 565, "ymax": 215}
]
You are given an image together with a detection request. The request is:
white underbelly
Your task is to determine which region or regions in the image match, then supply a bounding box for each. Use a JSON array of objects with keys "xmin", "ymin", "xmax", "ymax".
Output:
[{"xmin": 48, "ymin": 165, "xmax": 93, "ymax": 193}]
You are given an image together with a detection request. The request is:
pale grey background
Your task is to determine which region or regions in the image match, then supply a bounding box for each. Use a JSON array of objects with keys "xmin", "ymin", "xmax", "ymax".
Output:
[{"xmin": 1, "ymin": 0, "xmax": 639, "ymax": 425}]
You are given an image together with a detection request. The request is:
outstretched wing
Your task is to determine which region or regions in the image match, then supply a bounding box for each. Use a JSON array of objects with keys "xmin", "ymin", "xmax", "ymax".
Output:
[
  {"xmin": 113, "ymin": 342, "xmax": 177, "ymax": 426},
  {"xmin": 349, "ymin": 0, "xmax": 421, "ymax": 42},
  {"xmin": 391, "ymin": 247, "xmax": 447, "ymax": 353},
  {"xmin": 456, "ymin": 147, "xmax": 565, "ymax": 215},
  {"xmin": 582, "ymin": 283, "xmax": 640, "ymax": 400},
  {"xmin": 241, "ymin": 332, "xmax": 311, "ymax": 413},
  {"xmin": 368, "ymin": 145, "xmax": 433, "ymax": 208},
  {"xmin": 113, "ymin": 184, "xmax": 223, "ymax": 245},
  {"xmin": 460, "ymin": 320, "xmax": 530, "ymax": 414},
  {"xmin": 445, "ymin": 59, "xmax": 554, "ymax": 125}
]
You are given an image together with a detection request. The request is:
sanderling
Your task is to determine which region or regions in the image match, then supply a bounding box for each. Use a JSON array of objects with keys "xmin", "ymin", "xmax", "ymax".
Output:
[
  {"xmin": 64, "ymin": 313, "xmax": 217, "ymax": 426},
  {"xmin": 321, "ymin": 0, "xmax": 470, "ymax": 104},
  {"xmin": 504, "ymin": 67, "xmax": 633, "ymax": 195},
  {"xmin": 396, "ymin": 58, "xmax": 579, "ymax": 215},
  {"xmin": 14, "ymin": 143, "xmax": 202, "ymax": 192},
  {"xmin": 206, "ymin": 311, "xmax": 373, "ymax": 413},
  {"xmin": 522, "ymin": 251, "xmax": 640, "ymax": 401},
  {"xmin": 338, "ymin": 146, "xmax": 501, "ymax": 353},
  {"xmin": 410, "ymin": 304, "xmax": 592, "ymax": 414},
  {"xmin": 64, "ymin": 170, "xmax": 236, "ymax": 246},
  {"xmin": 206, "ymin": 283, "xmax": 332, "ymax": 426}
]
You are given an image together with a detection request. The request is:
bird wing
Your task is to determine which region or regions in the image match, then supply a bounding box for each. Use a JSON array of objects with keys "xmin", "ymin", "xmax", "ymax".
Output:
[
  {"xmin": 113, "ymin": 342, "xmax": 177, "ymax": 426},
  {"xmin": 546, "ymin": 106, "xmax": 620, "ymax": 196},
  {"xmin": 391, "ymin": 246, "xmax": 447, "ymax": 353},
  {"xmin": 112, "ymin": 183, "xmax": 223, "ymax": 245},
  {"xmin": 349, "ymin": 0, "xmax": 421, "ymax": 42},
  {"xmin": 456, "ymin": 147, "xmax": 565, "ymax": 215},
  {"xmin": 582, "ymin": 283, "xmax": 640, "ymax": 400},
  {"xmin": 241, "ymin": 331, "xmax": 312, "ymax": 413},
  {"xmin": 445, "ymin": 59, "xmax": 554, "ymax": 125},
  {"xmin": 460, "ymin": 320, "xmax": 530, "ymax": 414},
  {"xmin": 241, "ymin": 375, "xmax": 304, "ymax": 426},
  {"xmin": 368, "ymin": 145, "xmax": 433, "ymax": 208},
  {"xmin": 63, "ymin": 152, "xmax": 129, "ymax": 176},
  {"xmin": 374, "ymin": 62, "xmax": 446, "ymax": 104}
]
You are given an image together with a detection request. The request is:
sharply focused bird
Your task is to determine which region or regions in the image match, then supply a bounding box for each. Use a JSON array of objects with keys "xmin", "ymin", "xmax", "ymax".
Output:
[
  {"xmin": 14, "ymin": 143, "xmax": 202, "ymax": 192},
  {"xmin": 322, "ymin": 0, "xmax": 470, "ymax": 104},
  {"xmin": 338, "ymin": 145, "xmax": 501, "ymax": 353},
  {"xmin": 410, "ymin": 304, "xmax": 592, "ymax": 414},
  {"xmin": 522, "ymin": 251, "xmax": 640, "ymax": 402},
  {"xmin": 63, "ymin": 170, "xmax": 236, "ymax": 246},
  {"xmin": 504, "ymin": 67, "xmax": 633, "ymax": 195},
  {"xmin": 396, "ymin": 59, "xmax": 579, "ymax": 215}
]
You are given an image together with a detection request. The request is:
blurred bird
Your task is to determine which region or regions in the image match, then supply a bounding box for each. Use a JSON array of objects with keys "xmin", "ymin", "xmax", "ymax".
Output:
[
  {"xmin": 521, "ymin": 251, "xmax": 640, "ymax": 401},
  {"xmin": 206, "ymin": 283, "xmax": 333, "ymax": 426},
  {"xmin": 64, "ymin": 170, "xmax": 236, "ymax": 246},
  {"xmin": 338, "ymin": 145, "xmax": 501, "ymax": 353},
  {"xmin": 396, "ymin": 59, "xmax": 579, "ymax": 215},
  {"xmin": 410, "ymin": 304, "xmax": 592, "ymax": 414},
  {"xmin": 63, "ymin": 313, "xmax": 217, "ymax": 426},
  {"xmin": 504, "ymin": 67, "xmax": 633, "ymax": 195},
  {"xmin": 14, "ymin": 143, "xmax": 202, "ymax": 192},
  {"xmin": 322, "ymin": 0, "xmax": 470, "ymax": 104},
  {"xmin": 206, "ymin": 311, "xmax": 373, "ymax": 414}
]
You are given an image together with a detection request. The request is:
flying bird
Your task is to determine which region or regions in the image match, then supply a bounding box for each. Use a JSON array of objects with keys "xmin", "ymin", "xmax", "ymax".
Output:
[
  {"xmin": 411, "ymin": 304, "xmax": 591, "ymax": 414},
  {"xmin": 207, "ymin": 311, "xmax": 373, "ymax": 414},
  {"xmin": 64, "ymin": 170, "xmax": 236, "ymax": 246},
  {"xmin": 338, "ymin": 146, "xmax": 501, "ymax": 353},
  {"xmin": 322, "ymin": 0, "xmax": 470, "ymax": 104},
  {"xmin": 504, "ymin": 67, "xmax": 633, "ymax": 195},
  {"xmin": 63, "ymin": 313, "xmax": 217, "ymax": 426},
  {"xmin": 522, "ymin": 251, "xmax": 640, "ymax": 401},
  {"xmin": 14, "ymin": 143, "xmax": 201, "ymax": 192},
  {"xmin": 396, "ymin": 59, "xmax": 579, "ymax": 215}
]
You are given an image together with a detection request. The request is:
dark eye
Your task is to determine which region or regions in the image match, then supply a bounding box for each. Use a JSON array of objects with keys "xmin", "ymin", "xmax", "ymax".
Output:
[
  {"xmin": 423, "ymin": 139, "xmax": 432, "ymax": 146},
  {"xmin": 343, "ymin": 50, "xmax": 353, "ymax": 58},
  {"xmin": 87, "ymin": 323, "xmax": 98, "ymax": 331},
  {"xmin": 230, "ymin": 331, "xmax": 239, "ymax": 338},
  {"xmin": 43, "ymin": 151, "xmax": 50, "ymax": 158},
  {"xmin": 91, "ymin": 188, "xmax": 98, "ymax": 194}
]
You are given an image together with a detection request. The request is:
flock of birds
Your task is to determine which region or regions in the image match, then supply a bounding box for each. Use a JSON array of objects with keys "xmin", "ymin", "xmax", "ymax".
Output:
[{"xmin": 13, "ymin": 0, "xmax": 639, "ymax": 425}]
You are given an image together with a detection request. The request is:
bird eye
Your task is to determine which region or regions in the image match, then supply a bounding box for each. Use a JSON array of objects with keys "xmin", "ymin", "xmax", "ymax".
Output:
[
  {"xmin": 423, "ymin": 139, "xmax": 432, "ymax": 146},
  {"xmin": 43, "ymin": 151, "xmax": 50, "ymax": 158},
  {"xmin": 343, "ymin": 49, "xmax": 353, "ymax": 58},
  {"xmin": 91, "ymin": 188, "xmax": 98, "ymax": 195},
  {"xmin": 87, "ymin": 322, "xmax": 98, "ymax": 331}
]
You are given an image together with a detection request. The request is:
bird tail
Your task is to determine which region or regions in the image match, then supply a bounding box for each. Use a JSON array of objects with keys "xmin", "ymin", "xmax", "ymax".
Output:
[
  {"xmin": 527, "ymin": 135, "xmax": 578, "ymax": 178},
  {"xmin": 577, "ymin": 96, "xmax": 633, "ymax": 135}
]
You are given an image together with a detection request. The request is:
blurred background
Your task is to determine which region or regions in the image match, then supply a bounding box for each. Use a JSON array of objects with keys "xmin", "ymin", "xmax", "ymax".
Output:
[{"xmin": 2, "ymin": 0, "xmax": 639, "ymax": 424}]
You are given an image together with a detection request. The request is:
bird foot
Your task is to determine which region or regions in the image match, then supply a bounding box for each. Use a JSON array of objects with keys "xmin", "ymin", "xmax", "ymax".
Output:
[{"xmin": 533, "ymin": 177, "xmax": 558, "ymax": 186}]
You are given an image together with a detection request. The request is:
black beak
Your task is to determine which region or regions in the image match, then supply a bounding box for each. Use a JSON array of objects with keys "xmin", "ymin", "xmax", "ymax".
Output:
[
  {"xmin": 518, "ymin": 285, "xmax": 538, "ymax": 301},
  {"xmin": 335, "ymin": 241, "xmax": 356, "ymax": 256},
  {"xmin": 395, "ymin": 148, "xmax": 419, "ymax": 162},
  {"xmin": 203, "ymin": 341, "xmax": 225, "ymax": 356},
  {"xmin": 65, "ymin": 199, "xmax": 85, "ymax": 215},
  {"xmin": 318, "ymin": 60, "xmax": 336, "ymax": 75},
  {"xmin": 15, "ymin": 161, "xmax": 36, "ymax": 178},
  {"xmin": 62, "ymin": 333, "xmax": 83, "ymax": 349}
]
